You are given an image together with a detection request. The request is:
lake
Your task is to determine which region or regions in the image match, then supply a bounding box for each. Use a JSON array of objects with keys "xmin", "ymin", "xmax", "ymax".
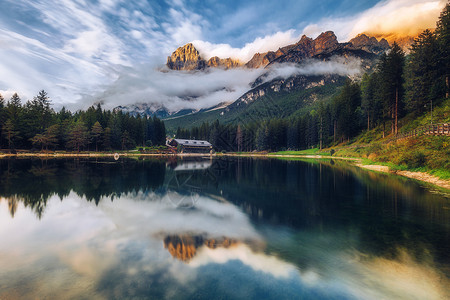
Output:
[{"xmin": 0, "ymin": 157, "xmax": 449, "ymax": 299}]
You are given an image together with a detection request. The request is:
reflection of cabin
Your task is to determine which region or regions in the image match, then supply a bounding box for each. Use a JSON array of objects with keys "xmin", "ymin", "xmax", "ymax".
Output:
[
  {"xmin": 173, "ymin": 161, "xmax": 212, "ymax": 171},
  {"xmin": 168, "ymin": 139, "xmax": 213, "ymax": 153}
]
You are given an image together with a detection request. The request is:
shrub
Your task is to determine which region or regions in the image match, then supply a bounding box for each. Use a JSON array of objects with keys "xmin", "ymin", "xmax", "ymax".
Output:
[{"xmin": 397, "ymin": 150, "xmax": 426, "ymax": 168}]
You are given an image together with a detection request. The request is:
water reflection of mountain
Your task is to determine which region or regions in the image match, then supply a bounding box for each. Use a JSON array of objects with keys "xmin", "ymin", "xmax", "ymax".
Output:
[
  {"xmin": 0, "ymin": 157, "xmax": 448, "ymax": 270},
  {"xmin": 164, "ymin": 234, "xmax": 238, "ymax": 262}
]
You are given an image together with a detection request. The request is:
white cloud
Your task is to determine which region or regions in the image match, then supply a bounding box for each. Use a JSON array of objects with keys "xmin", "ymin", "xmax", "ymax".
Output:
[
  {"xmin": 0, "ymin": 0, "xmax": 446, "ymax": 111},
  {"xmin": 193, "ymin": 30, "xmax": 299, "ymax": 62},
  {"xmin": 90, "ymin": 56, "xmax": 364, "ymax": 112},
  {"xmin": 163, "ymin": 8, "xmax": 205, "ymax": 46},
  {"xmin": 303, "ymin": 0, "xmax": 446, "ymax": 41},
  {"xmin": 348, "ymin": 0, "xmax": 446, "ymax": 38},
  {"xmin": 190, "ymin": 244, "xmax": 297, "ymax": 278},
  {"xmin": 264, "ymin": 57, "xmax": 363, "ymax": 82},
  {"xmin": 87, "ymin": 65, "xmax": 266, "ymax": 111}
]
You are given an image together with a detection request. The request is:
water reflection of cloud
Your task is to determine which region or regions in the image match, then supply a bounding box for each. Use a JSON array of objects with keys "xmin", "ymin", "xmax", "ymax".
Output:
[
  {"xmin": 1, "ymin": 192, "xmax": 449, "ymax": 299},
  {"xmin": 261, "ymin": 226, "xmax": 450, "ymax": 300},
  {"xmin": 190, "ymin": 244, "xmax": 298, "ymax": 278},
  {"xmin": 99, "ymin": 192, "xmax": 262, "ymax": 240}
]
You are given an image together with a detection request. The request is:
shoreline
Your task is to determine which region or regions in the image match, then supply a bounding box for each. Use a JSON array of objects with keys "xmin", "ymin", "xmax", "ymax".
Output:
[
  {"xmin": 355, "ymin": 163, "xmax": 450, "ymax": 190},
  {"xmin": 1, "ymin": 152, "xmax": 448, "ymax": 190}
]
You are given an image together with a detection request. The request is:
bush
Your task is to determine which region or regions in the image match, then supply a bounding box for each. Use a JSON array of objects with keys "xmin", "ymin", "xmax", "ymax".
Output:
[{"xmin": 397, "ymin": 150, "xmax": 426, "ymax": 168}]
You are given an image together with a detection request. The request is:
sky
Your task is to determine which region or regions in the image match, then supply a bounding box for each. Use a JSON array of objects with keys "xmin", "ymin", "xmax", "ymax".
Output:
[{"xmin": 0, "ymin": 0, "xmax": 446, "ymax": 111}]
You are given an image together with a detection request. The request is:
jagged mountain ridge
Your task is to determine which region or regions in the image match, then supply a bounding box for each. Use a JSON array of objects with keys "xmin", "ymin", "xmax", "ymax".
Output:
[
  {"xmin": 114, "ymin": 104, "xmax": 196, "ymax": 119},
  {"xmin": 166, "ymin": 32, "xmax": 390, "ymax": 71},
  {"xmin": 166, "ymin": 43, "xmax": 243, "ymax": 71},
  {"xmin": 119, "ymin": 31, "xmax": 390, "ymax": 123},
  {"xmin": 246, "ymin": 32, "xmax": 389, "ymax": 68}
]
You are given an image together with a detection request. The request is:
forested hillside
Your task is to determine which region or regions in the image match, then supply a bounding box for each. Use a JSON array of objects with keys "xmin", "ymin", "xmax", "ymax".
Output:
[
  {"xmin": 0, "ymin": 91, "xmax": 166, "ymax": 151},
  {"xmin": 175, "ymin": 3, "xmax": 450, "ymax": 153}
]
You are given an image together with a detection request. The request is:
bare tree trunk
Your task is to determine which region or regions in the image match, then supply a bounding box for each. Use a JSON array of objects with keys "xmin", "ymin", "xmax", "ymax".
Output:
[
  {"xmin": 367, "ymin": 112, "xmax": 370, "ymax": 131},
  {"xmin": 395, "ymin": 88, "xmax": 398, "ymax": 135},
  {"xmin": 446, "ymin": 75, "xmax": 449, "ymax": 98},
  {"xmin": 319, "ymin": 117, "xmax": 323, "ymax": 150},
  {"xmin": 333, "ymin": 120, "xmax": 336, "ymax": 143},
  {"xmin": 391, "ymin": 107, "xmax": 394, "ymax": 135}
]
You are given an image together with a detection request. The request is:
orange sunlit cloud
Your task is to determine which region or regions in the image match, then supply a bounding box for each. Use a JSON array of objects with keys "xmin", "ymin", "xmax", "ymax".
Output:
[
  {"xmin": 303, "ymin": 0, "xmax": 446, "ymax": 43},
  {"xmin": 349, "ymin": 0, "xmax": 446, "ymax": 41}
]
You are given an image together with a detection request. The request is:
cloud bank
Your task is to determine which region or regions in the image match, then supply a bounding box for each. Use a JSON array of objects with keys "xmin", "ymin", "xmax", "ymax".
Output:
[
  {"xmin": 193, "ymin": 30, "xmax": 299, "ymax": 62},
  {"xmin": 303, "ymin": 0, "xmax": 446, "ymax": 41},
  {"xmin": 92, "ymin": 56, "xmax": 363, "ymax": 112},
  {"xmin": 0, "ymin": 0, "xmax": 445, "ymax": 111},
  {"xmin": 87, "ymin": 65, "xmax": 265, "ymax": 112}
]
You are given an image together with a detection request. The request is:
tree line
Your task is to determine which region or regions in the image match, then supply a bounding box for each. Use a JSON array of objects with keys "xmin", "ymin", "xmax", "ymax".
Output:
[
  {"xmin": 176, "ymin": 3, "xmax": 449, "ymax": 152},
  {"xmin": 0, "ymin": 90, "xmax": 166, "ymax": 151}
]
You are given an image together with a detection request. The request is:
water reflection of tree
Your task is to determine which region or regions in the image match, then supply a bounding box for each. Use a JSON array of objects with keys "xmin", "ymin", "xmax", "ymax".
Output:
[
  {"xmin": 171, "ymin": 157, "xmax": 450, "ymax": 270},
  {"xmin": 0, "ymin": 157, "xmax": 448, "ymax": 271},
  {"xmin": 0, "ymin": 158, "xmax": 166, "ymax": 218}
]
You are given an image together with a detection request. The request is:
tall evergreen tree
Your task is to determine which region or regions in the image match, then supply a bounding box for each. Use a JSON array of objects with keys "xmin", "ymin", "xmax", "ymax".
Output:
[
  {"xmin": 2, "ymin": 119, "xmax": 20, "ymax": 149},
  {"xmin": 33, "ymin": 90, "xmax": 52, "ymax": 132},
  {"xmin": 361, "ymin": 73, "xmax": 377, "ymax": 130},
  {"xmin": 0, "ymin": 94, "xmax": 4, "ymax": 147},
  {"xmin": 67, "ymin": 120, "xmax": 89, "ymax": 152},
  {"xmin": 378, "ymin": 43, "xmax": 405, "ymax": 134},
  {"xmin": 405, "ymin": 30, "xmax": 441, "ymax": 113},
  {"xmin": 103, "ymin": 127, "xmax": 112, "ymax": 150},
  {"xmin": 436, "ymin": 1, "xmax": 450, "ymax": 98},
  {"xmin": 7, "ymin": 93, "xmax": 22, "ymax": 124},
  {"xmin": 91, "ymin": 121, "xmax": 103, "ymax": 151}
]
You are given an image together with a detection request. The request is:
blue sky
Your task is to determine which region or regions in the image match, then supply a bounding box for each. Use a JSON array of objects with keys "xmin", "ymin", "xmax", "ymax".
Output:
[{"xmin": 0, "ymin": 0, "xmax": 445, "ymax": 109}]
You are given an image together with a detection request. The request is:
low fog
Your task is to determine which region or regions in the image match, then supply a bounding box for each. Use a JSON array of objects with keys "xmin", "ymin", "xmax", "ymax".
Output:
[{"xmin": 89, "ymin": 56, "xmax": 364, "ymax": 112}]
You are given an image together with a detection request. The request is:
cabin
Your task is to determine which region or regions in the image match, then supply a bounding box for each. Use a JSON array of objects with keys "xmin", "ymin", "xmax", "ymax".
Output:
[{"xmin": 168, "ymin": 139, "xmax": 213, "ymax": 153}]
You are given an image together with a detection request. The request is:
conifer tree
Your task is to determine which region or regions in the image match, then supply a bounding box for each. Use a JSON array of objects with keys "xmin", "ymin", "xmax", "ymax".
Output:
[
  {"xmin": 405, "ymin": 30, "xmax": 441, "ymax": 113},
  {"xmin": 91, "ymin": 121, "xmax": 103, "ymax": 151},
  {"xmin": 2, "ymin": 119, "xmax": 20, "ymax": 149},
  {"xmin": 436, "ymin": 1, "xmax": 450, "ymax": 98},
  {"xmin": 67, "ymin": 120, "xmax": 89, "ymax": 152}
]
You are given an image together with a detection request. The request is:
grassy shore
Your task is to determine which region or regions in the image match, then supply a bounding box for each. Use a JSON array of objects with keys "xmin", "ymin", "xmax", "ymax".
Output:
[{"xmin": 268, "ymin": 139, "xmax": 450, "ymax": 190}]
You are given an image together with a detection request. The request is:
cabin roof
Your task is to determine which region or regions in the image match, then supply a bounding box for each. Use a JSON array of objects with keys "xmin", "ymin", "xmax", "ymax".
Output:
[{"xmin": 172, "ymin": 139, "xmax": 212, "ymax": 147}]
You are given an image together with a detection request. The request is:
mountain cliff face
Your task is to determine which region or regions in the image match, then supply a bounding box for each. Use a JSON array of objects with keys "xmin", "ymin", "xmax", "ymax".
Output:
[
  {"xmin": 348, "ymin": 34, "xmax": 390, "ymax": 55},
  {"xmin": 132, "ymin": 31, "xmax": 393, "ymax": 129},
  {"xmin": 166, "ymin": 43, "xmax": 206, "ymax": 71},
  {"xmin": 245, "ymin": 31, "xmax": 390, "ymax": 68},
  {"xmin": 166, "ymin": 32, "xmax": 390, "ymax": 71},
  {"xmin": 207, "ymin": 56, "xmax": 242, "ymax": 68},
  {"xmin": 166, "ymin": 43, "xmax": 242, "ymax": 70},
  {"xmin": 245, "ymin": 50, "xmax": 284, "ymax": 68}
]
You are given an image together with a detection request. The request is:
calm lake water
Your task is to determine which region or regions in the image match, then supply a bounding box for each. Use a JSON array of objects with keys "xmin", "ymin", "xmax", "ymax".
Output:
[{"xmin": 0, "ymin": 157, "xmax": 449, "ymax": 299}]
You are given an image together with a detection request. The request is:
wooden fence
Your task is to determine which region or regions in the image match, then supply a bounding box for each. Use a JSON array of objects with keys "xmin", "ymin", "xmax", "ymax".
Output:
[{"xmin": 386, "ymin": 123, "xmax": 449, "ymax": 142}]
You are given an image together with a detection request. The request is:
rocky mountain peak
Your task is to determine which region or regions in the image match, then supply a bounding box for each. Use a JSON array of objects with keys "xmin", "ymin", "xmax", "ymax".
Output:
[
  {"xmin": 348, "ymin": 34, "xmax": 390, "ymax": 55},
  {"xmin": 167, "ymin": 43, "xmax": 206, "ymax": 71},
  {"xmin": 207, "ymin": 56, "xmax": 242, "ymax": 69},
  {"xmin": 167, "ymin": 43, "xmax": 243, "ymax": 70},
  {"xmin": 168, "ymin": 30, "xmax": 390, "ymax": 71},
  {"xmin": 299, "ymin": 34, "xmax": 313, "ymax": 43},
  {"xmin": 314, "ymin": 31, "xmax": 339, "ymax": 54}
]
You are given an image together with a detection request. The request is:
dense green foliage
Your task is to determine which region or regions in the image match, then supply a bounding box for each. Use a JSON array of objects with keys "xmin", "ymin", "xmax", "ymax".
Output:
[{"xmin": 0, "ymin": 91, "xmax": 166, "ymax": 151}]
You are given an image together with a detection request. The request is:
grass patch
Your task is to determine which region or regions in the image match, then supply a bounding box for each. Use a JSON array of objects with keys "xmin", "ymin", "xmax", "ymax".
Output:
[
  {"xmin": 272, "ymin": 148, "xmax": 331, "ymax": 156},
  {"xmin": 329, "ymin": 135, "xmax": 450, "ymax": 181}
]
